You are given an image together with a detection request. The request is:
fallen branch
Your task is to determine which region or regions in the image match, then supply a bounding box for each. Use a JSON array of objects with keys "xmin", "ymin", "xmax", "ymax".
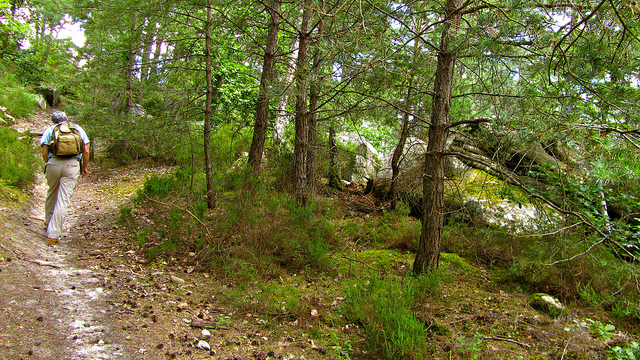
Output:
[
  {"xmin": 545, "ymin": 236, "xmax": 639, "ymax": 266},
  {"xmin": 2, "ymin": 243, "xmax": 63, "ymax": 268},
  {"xmin": 513, "ymin": 222, "xmax": 583, "ymax": 238},
  {"xmin": 143, "ymin": 193, "xmax": 213, "ymax": 241},
  {"xmin": 545, "ymin": 238, "xmax": 607, "ymax": 266},
  {"xmin": 448, "ymin": 150, "xmax": 640, "ymax": 264},
  {"xmin": 0, "ymin": 243, "xmax": 19, "ymax": 258},
  {"xmin": 482, "ymin": 336, "xmax": 531, "ymax": 348},
  {"xmin": 28, "ymin": 259, "xmax": 63, "ymax": 269},
  {"xmin": 341, "ymin": 256, "xmax": 384, "ymax": 272},
  {"xmin": 190, "ymin": 318, "xmax": 229, "ymax": 330}
]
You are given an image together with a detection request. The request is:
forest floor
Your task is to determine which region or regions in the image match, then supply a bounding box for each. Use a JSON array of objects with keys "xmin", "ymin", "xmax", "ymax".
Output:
[{"xmin": 0, "ymin": 111, "xmax": 637, "ymax": 360}]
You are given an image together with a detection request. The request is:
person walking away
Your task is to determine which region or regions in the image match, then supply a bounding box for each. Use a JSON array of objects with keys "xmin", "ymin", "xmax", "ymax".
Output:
[{"xmin": 40, "ymin": 111, "xmax": 90, "ymax": 245}]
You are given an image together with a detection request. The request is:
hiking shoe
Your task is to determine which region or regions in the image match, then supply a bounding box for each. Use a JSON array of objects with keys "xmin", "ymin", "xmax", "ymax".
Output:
[{"xmin": 47, "ymin": 238, "xmax": 59, "ymax": 245}]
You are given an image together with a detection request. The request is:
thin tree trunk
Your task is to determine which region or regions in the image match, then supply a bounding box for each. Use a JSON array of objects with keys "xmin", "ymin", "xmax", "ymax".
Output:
[
  {"xmin": 390, "ymin": 31, "xmax": 420, "ymax": 210},
  {"xmin": 306, "ymin": 1, "xmax": 324, "ymax": 198},
  {"xmin": 294, "ymin": 0, "xmax": 312, "ymax": 206},
  {"xmin": 273, "ymin": 34, "xmax": 300, "ymax": 145},
  {"xmin": 248, "ymin": 0, "xmax": 282, "ymax": 173},
  {"xmin": 150, "ymin": 31, "xmax": 165, "ymax": 83},
  {"xmin": 307, "ymin": 81, "xmax": 318, "ymax": 197},
  {"xmin": 204, "ymin": 2, "xmax": 215, "ymax": 209},
  {"xmin": 390, "ymin": 88, "xmax": 412, "ymax": 210},
  {"xmin": 328, "ymin": 125, "xmax": 342, "ymax": 189},
  {"xmin": 139, "ymin": 18, "xmax": 155, "ymax": 102},
  {"xmin": 125, "ymin": 21, "xmax": 138, "ymax": 114},
  {"xmin": 413, "ymin": 0, "xmax": 461, "ymax": 275}
]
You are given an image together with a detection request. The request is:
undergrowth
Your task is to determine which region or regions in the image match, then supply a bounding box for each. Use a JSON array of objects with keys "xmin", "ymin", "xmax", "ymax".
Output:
[
  {"xmin": 0, "ymin": 69, "xmax": 38, "ymax": 120},
  {"xmin": 112, "ymin": 147, "xmax": 640, "ymax": 359},
  {"xmin": 442, "ymin": 223, "xmax": 640, "ymax": 324},
  {"xmin": 342, "ymin": 274, "xmax": 437, "ymax": 359},
  {"xmin": 0, "ymin": 126, "xmax": 39, "ymax": 188}
]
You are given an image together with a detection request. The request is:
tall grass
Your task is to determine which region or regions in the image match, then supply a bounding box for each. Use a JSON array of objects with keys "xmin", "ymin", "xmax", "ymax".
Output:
[{"xmin": 342, "ymin": 274, "xmax": 439, "ymax": 359}]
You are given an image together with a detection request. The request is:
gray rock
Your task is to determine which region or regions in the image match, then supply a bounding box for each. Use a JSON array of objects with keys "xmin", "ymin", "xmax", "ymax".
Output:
[
  {"xmin": 130, "ymin": 104, "xmax": 146, "ymax": 117},
  {"xmin": 196, "ymin": 340, "xmax": 211, "ymax": 351},
  {"xmin": 170, "ymin": 275, "xmax": 185, "ymax": 284},
  {"xmin": 530, "ymin": 293, "xmax": 564, "ymax": 317},
  {"xmin": 339, "ymin": 133, "xmax": 380, "ymax": 182}
]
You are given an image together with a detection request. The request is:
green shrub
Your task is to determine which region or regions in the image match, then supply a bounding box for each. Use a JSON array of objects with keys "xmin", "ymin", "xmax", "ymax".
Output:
[
  {"xmin": 343, "ymin": 275, "xmax": 431, "ymax": 359},
  {"xmin": 140, "ymin": 174, "xmax": 176, "ymax": 198},
  {"xmin": 83, "ymin": 110, "xmax": 193, "ymax": 166},
  {"xmin": 0, "ymin": 127, "xmax": 38, "ymax": 188},
  {"xmin": 609, "ymin": 340, "xmax": 640, "ymax": 360},
  {"xmin": 117, "ymin": 206, "xmax": 133, "ymax": 224},
  {"xmin": 0, "ymin": 70, "xmax": 38, "ymax": 120},
  {"xmin": 445, "ymin": 223, "xmax": 640, "ymax": 321}
]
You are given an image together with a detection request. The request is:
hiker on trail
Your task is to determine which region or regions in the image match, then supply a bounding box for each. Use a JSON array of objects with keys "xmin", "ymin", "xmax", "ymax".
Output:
[{"xmin": 40, "ymin": 111, "xmax": 90, "ymax": 245}]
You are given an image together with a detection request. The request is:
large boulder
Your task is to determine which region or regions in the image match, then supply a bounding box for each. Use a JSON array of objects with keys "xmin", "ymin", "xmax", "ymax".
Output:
[
  {"xmin": 338, "ymin": 132, "xmax": 380, "ymax": 183},
  {"xmin": 377, "ymin": 137, "xmax": 427, "ymax": 181},
  {"xmin": 37, "ymin": 87, "xmax": 60, "ymax": 107}
]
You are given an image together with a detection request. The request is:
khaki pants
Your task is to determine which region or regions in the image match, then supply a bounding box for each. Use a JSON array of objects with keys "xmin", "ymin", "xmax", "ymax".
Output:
[{"xmin": 45, "ymin": 157, "xmax": 80, "ymax": 240}]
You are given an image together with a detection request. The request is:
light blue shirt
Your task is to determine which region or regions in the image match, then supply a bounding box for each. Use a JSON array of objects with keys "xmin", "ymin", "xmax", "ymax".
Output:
[{"xmin": 40, "ymin": 122, "xmax": 90, "ymax": 160}]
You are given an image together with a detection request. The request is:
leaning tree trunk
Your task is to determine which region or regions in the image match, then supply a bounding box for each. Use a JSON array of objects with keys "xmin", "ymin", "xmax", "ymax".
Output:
[
  {"xmin": 390, "ymin": 87, "xmax": 412, "ymax": 210},
  {"xmin": 293, "ymin": 0, "xmax": 312, "ymax": 206},
  {"xmin": 390, "ymin": 32, "xmax": 420, "ymax": 210},
  {"xmin": 413, "ymin": 0, "xmax": 461, "ymax": 275},
  {"xmin": 248, "ymin": 0, "xmax": 282, "ymax": 173}
]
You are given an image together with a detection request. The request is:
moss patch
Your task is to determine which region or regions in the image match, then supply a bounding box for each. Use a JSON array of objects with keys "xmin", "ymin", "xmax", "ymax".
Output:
[
  {"xmin": 440, "ymin": 252, "xmax": 478, "ymax": 275},
  {"xmin": 335, "ymin": 249, "xmax": 413, "ymax": 278}
]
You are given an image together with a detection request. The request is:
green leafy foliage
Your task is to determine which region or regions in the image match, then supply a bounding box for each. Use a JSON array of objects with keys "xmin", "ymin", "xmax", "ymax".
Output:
[
  {"xmin": 0, "ymin": 126, "xmax": 39, "ymax": 188},
  {"xmin": 610, "ymin": 341, "xmax": 640, "ymax": 360},
  {"xmin": 83, "ymin": 110, "xmax": 192, "ymax": 166},
  {"xmin": 455, "ymin": 333, "xmax": 484, "ymax": 360}
]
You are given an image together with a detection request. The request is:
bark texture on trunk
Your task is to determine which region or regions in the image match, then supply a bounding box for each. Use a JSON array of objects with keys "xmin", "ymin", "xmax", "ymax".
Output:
[
  {"xmin": 248, "ymin": 0, "xmax": 282, "ymax": 173},
  {"xmin": 328, "ymin": 125, "xmax": 342, "ymax": 189},
  {"xmin": 413, "ymin": 0, "xmax": 461, "ymax": 275},
  {"xmin": 306, "ymin": 4, "xmax": 324, "ymax": 198},
  {"xmin": 204, "ymin": 3, "xmax": 215, "ymax": 209},
  {"xmin": 390, "ymin": 35, "xmax": 420, "ymax": 210},
  {"xmin": 294, "ymin": 0, "xmax": 312, "ymax": 206}
]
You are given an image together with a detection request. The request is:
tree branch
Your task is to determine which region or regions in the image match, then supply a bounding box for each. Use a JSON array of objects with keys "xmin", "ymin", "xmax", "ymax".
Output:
[{"xmin": 143, "ymin": 194, "xmax": 213, "ymax": 241}]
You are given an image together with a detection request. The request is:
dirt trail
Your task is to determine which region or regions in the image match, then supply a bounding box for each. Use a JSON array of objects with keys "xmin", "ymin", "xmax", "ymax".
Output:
[
  {"xmin": 1, "ymin": 166, "xmax": 150, "ymax": 359},
  {"xmin": 1, "ymin": 111, "xmax": 326, "ymax": 360},
  {"xmin": 1, "ymin": 164, "xmax": 318, "ymax": 360}
]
